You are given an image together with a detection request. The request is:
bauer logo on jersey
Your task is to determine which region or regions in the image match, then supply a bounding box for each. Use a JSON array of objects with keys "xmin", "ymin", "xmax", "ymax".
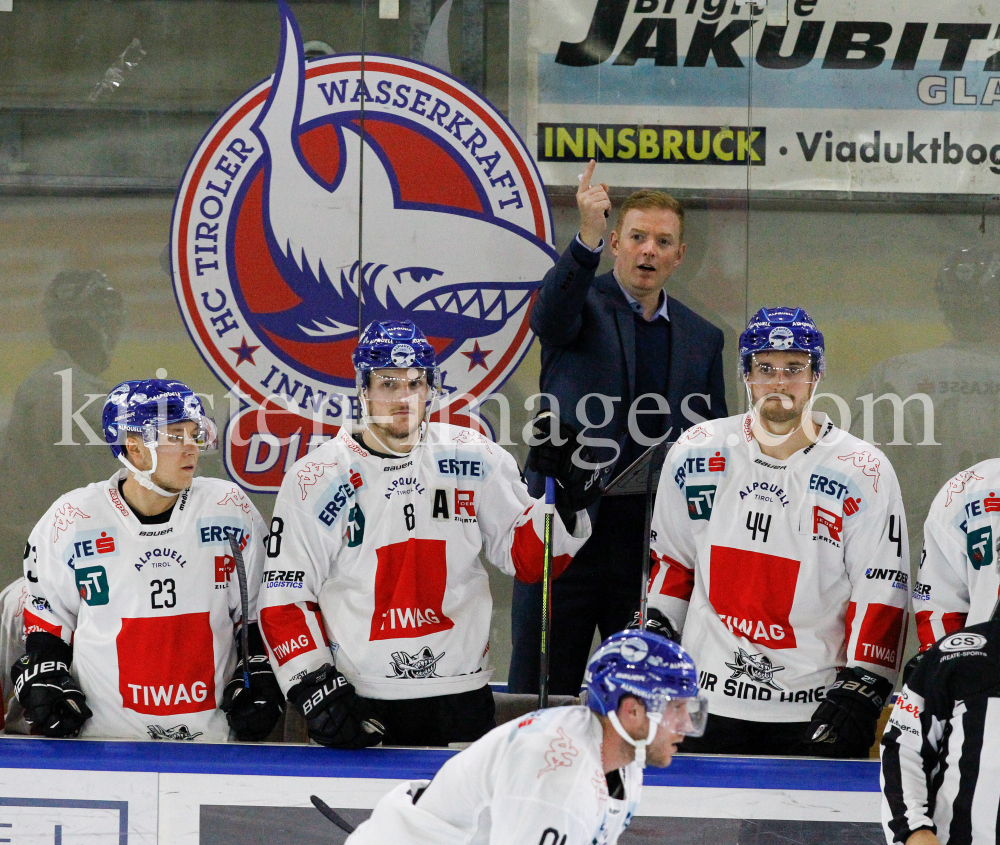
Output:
[
  {"xmin": 967, "ymin": 526, "xmax": 994, "ymax": 569},
  {"xmin": 170, "ymin": 2, "xmax": 556, "ymax": 492},
  {"xmin": 686, "ymin": 485, "xmax": 716, "ymax": 520},
  {"xmin": 75, "ymin": 566, "xmax": 110, "ymax": 606},
  {"xmin": 370, "ymin": 537, "xmax": 455, "ymax": 641}
]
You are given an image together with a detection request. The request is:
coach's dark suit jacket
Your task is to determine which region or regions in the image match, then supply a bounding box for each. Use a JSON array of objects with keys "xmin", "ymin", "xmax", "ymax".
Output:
[{"xmin": 525, "ymin": 238, "xmax": 728, "ymax": 497}]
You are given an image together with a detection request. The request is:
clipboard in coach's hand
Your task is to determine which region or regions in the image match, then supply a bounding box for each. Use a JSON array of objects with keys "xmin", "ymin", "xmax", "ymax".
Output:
[{"xmin": 602, "ymin": 440, "xmax": 672, "ymax": 497}]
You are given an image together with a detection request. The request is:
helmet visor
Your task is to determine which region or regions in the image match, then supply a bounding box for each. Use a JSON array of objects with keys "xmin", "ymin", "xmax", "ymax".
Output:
[
  {"xmin": 654, "ymin": 695, "xmax": 709, "ymax": 738},
  {"xmin": 146, "ymin": 417, "xmax": 219, "ymax": 452}
]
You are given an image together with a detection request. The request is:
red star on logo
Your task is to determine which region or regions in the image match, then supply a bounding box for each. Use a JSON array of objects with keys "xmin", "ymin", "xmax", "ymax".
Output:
[
  {"xmin": 462, "ymin": 340, "xmax": 491, "ymax": 371},
  {"xmin": 229, "ymin": 337, "xmax": 261, "ymax": 366}
]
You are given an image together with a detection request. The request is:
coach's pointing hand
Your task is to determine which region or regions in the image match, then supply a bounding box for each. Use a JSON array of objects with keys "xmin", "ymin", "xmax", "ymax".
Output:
[{"xmin": 577, "ymin": 159, "xmax": 610, "ymax": 249}]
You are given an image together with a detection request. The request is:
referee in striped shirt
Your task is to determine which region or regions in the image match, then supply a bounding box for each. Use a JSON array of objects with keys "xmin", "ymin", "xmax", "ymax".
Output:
[{"xmin": 881, "ymin": 620, "xmax": 1000, "ymax": 845}]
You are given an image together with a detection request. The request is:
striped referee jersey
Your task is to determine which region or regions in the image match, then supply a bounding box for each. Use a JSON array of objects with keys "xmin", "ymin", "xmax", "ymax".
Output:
[{"xmin": 881, "ymin": 620, "xmax": 1000, "ymax": 844}]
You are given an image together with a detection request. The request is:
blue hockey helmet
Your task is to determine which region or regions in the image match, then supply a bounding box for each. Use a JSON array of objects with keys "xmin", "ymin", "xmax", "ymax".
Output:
[
  {"xmin": 353, "ymin": 320, "xmax": 438, "ymax": 388},
  {"xmin": 739, "ymin": 306, "xmax": 825, "ymax": 377},
  {"xmin": 102, "ymin": 379, "xmax": 217, "ymax": 461},
  {"xmin": 584, "ymin": 631, "xmax": 703, "ymax": 734}
]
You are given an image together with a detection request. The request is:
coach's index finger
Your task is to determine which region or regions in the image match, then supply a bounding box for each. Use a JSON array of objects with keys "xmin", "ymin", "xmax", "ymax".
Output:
[{"xmin": 577, "ymin": 158, "xmax": 597, "ymax": 194}]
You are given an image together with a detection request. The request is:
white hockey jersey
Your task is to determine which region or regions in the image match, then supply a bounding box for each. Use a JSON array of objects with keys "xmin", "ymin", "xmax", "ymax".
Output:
[
  {"xmin": 648, "ymin": 412, "xmax": 909, "ymax": 722},
  {"xmin": 0, "ymin": 577, "xmax": 28, "ymax": 734},
  {"xmin": 23, "ymin": 472, "xmax": 267, "ymax": 741},
  {"xmin": 915, "ymin": 459, "xmax": 1000, "ymax": 651},
  {"xmin": 346, "ymin": 705, "xmax": 641, "ymax": 845},
  {"xmin": 259, "ymin": 424, "xmax": 590, "ymax": 699}
]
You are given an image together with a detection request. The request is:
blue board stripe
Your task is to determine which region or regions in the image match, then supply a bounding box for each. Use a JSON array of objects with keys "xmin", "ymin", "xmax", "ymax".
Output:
[{"xmin": 0, "ymin": 737, "xmax": 879, "ymax": 791}]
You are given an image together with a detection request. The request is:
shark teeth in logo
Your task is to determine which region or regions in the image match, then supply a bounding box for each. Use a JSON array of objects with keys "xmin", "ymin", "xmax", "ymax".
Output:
[
  {"xmin": 725, "ymin": 648, "xmax": 785, "ymax": 690},
  {"xmin": 147, "ymin": 724, "xmax": 204, "ymax": 741},
  {"xmin": 388, "ymin": 646, "xmax": 445, "ymax": 679},
  {"xmin": 172, "ymin": 2, "xmax": 557, "ymax": 492}
]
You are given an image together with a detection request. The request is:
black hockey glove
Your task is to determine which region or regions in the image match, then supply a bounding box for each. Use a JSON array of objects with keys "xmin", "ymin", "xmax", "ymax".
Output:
[
  {"xmin": 287, "ymin": 664, "xmax": 385, "ymax": 749},
  {"xmin": 12, "ymin": 632, "xmax": 92, "ymax": 738},
  {"xmin": 800, "ymin": 667, "xmax": 893, "ymax": 758},
  {"xmin": 526, "ymin": 412, "xmax": 604, "ymax": 517},
  {"xmin": 220, "ymin": 624, "xmax": 284, "ymax": 742},
  {"xmin": 627, "ymin": 608, "xmax": 680, "ymax": 643}
]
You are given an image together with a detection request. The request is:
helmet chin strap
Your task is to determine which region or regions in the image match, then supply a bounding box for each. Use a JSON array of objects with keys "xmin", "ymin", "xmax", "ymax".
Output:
[
  {"xmin": 744, "ymin": 374, "xmax": 822, "ymax": 446},
  {"xmin": 607, "ymin": 710, "xmax": 662, "ymax": 769},
  {"xmin": 117, "ymin": 447, "xmax": 181, "ymax": 499}
]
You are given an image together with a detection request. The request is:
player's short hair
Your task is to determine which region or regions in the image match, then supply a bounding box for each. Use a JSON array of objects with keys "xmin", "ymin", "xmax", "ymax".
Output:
[{"xmin": 614, "ymin": 190, "xmax": 685, "ymax": 242}]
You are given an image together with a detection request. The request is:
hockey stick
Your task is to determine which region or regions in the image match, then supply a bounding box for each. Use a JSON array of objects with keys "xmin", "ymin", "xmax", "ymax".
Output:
[
  {"xmin": 310, "ymin": 795, "xmax": 356, "ymax": 835},
  {"xmin": 539, "ymin": 475, "xmax": 556, "ymax": 710},
  {"xmin": 228, "ymin": 534, "xmax": 252, "ymax": 689}
]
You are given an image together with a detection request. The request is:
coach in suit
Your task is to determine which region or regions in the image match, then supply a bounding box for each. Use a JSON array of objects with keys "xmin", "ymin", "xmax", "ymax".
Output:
[{"xmin": 510, "ymin": 160, "xmax": 727, "ymax": 695}]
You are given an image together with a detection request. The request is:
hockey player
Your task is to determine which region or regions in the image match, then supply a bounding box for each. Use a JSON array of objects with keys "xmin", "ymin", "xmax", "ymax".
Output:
[
  {"xmin": 337, "ymin": 630, "xmax": 706, "ymax": 845},
  {"xmin": 646, "ymin": 306, "xmax": 909, "ymax": 757},
  {"xmin": 259, "ymin": 320, "xmax": 597, "ymax": 749},
  {"xmin": 912, "ymin": 460, "xmax": 1000, "ymax": 653},
  {"xmin": 881, "ymin": 619, "xmax": 1000, "ymax": 845},
  {"xmin": 10, "ymin": 379, "xmax": 282, "ymax": 741}
]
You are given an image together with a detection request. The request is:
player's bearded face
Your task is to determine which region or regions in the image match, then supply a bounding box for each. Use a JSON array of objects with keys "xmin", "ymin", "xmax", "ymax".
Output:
[
  {"xmin": 365, "ymin": 369, "xmax": 431, "ymax": 441},
  {"xmin": 746, "ymin": 351, "xmax": 817, "ymax": 425}
]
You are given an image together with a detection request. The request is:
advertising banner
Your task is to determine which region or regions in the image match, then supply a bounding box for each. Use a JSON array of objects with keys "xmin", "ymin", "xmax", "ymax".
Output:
[{"xmin": 520, "ymin": 0, "xmax": 1000, "ymax": 193}]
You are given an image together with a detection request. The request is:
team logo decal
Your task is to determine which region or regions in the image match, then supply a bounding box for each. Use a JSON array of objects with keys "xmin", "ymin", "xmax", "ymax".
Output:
[
  {"xmin": 724, "ymin": 648, "xmax": 784, "ymax": 690},
  {"xmin": 767, "ymin": 327, "xmax": 794, "ymax": 350},
  {"xmin": 171, "ymin": 1, "xmax": 555, "ymax": 492},
  {"xmin": 686, "ymin": 485, "xmax": 716, "ymax": 520},
  {"xmin": 147, "ymin": 725, "xmax": 205, "ymax": 741},
  {"xmin": 967, "ymin": 526, "xmax": 994, "ymax": 570},
  {"xmin": 75, "ymin": 566, "xmax": 110, "ymax": 606},
  {"xmin": 388, "ymin": 646, "xmax": 445, "ymax": 679}
]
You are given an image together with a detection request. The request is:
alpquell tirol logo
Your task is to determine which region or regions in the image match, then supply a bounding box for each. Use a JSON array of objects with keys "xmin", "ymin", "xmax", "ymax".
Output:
[{"xmin": 171, "ymin": 0, "xmax": 556, "ymax": 493}]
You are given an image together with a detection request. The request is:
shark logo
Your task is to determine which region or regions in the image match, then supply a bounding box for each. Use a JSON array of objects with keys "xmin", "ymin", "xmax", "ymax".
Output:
[
  {"xmin": 172, "ymin": 1, "xmax": 555, "ymax": 492},
  {"xmin": 725, "ymin": 648, "xmax": 784, "ymax": 690},
  {"xmin": 147, "ymin": 724, "xmax": 204, "ymax": 741},
  {"xmin": 837, "ymin": 451, "xmax": 881, "ymax": 492},
  {"xmin": 52, "ymin": 503, "xmax": 89, "ymax": 543},
  {"xmin": 945, "ymin": 469, "xmax": 985, "ymax": 507},
  {"xmin": 388, "ymin": 646, "xmax": 445, "ymax": 679}
]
